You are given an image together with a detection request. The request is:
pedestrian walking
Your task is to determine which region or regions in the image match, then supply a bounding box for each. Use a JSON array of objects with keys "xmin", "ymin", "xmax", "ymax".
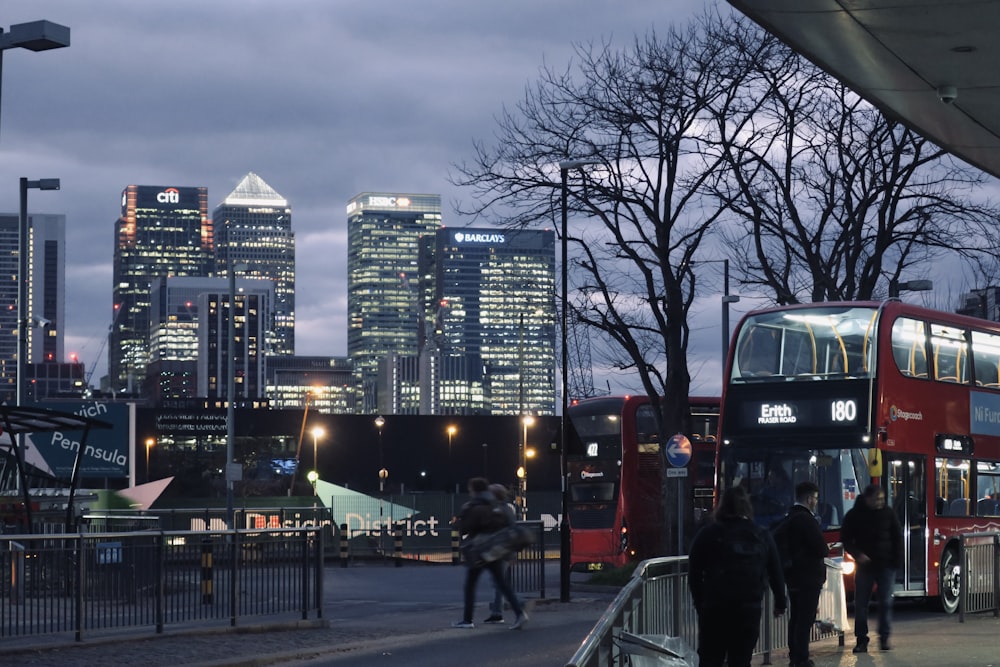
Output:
[
  {"xmin": 451, "ymin": 477, "xmax": 529, "ymax": 630},
  {"xmin": 841, "ymin": 483, "xmax": 903, "ymax": 653},
  {"xmin": 780, "ymin": 481, "xmax": 830, "ymax": 667},
  {"xmin": 483, "ymin": 483, "xmax": 519, "ymax": 624},
  {"xmin": 688, "ymin": 485, "xmax": 787, "ymax": 667}
]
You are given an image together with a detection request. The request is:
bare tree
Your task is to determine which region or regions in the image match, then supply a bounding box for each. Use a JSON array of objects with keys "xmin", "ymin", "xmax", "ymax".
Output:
[
  {"xmin": 704, "ymin": 51, "xmax": 1000, "ymax": 303},
  {"xmin": 452, "ymin": 8, "xmax": 787, "ymax": 554}
]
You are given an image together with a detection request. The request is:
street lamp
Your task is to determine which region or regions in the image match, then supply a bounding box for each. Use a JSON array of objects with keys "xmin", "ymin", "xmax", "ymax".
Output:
[
  {"xmin": 558, "ymin": 157, "xmax": 601, "ymax": 602},
  {"xmin": 225, "ymin": 262, "xmax": 248, "ymax": 527},
  {"xmin": 447, "ymin": 424, "xmax": 457, "ymax": 453},
  {"xmin": 519, "ymin": 415, "xmax": 535, "ymax": 520},
  {"xmin": 375, "ymin": 414, "xmax": 385, "ymax": 479},
  {"xmin": 689, "ymin": 259, "xmax": 741, "ymax": 375},
  {"xmin": 0, "ymin": 21, "xmax": 71, "ymax": 140},
  {"xmin": 889, "ymin": 278, "xmax": 933, "ymax": 298},
  {"xmin": 17, "ymin": 178, "xmax": 59, "ymax": 406},
  {"xmin": 145, "ymin": 438, "xmax": 155, "ymax": 480},
  {"xmin": 310, "ymin": 425, "xmax": 325, "ymax": 495}
]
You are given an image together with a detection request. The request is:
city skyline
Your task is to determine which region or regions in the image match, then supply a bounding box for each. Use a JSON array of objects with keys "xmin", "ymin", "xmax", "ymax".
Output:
[{"xmin": 0, "ymin": 1, "xmax": 741, "ymax": 398}]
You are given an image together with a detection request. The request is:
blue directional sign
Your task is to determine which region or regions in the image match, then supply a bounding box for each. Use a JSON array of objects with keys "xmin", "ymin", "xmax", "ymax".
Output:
[{"xmin": 665, "ymin": 433, "xmax": 692, "ymax": 467}]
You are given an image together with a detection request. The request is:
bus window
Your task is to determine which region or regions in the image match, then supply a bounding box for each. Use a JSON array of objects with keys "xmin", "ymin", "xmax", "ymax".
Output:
[
  {"xmin": 975, "ymin": 462, "xmax": 1000, "ymax": 516},
  {"xmin": 972, "ymin": 331, "xmax": 1000, "ymax": 387},
  {"xmin": 931, "ymin": 323, "xmax": 969, "ymax": 384},
  {"xmin": 937, "ymin": 458, "xmax": 971, "ymax": 515},
  {"xmin": 891, "ymin": 317, "xmax": 928, "ymax": 378}
]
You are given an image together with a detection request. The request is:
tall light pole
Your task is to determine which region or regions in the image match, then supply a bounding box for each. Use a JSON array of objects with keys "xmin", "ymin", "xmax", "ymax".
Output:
[
  {"xmin": 375, "ymin": 415, "xmax": 385, "ymax": 487},
  {"xmin": 0, "ymin": 21, "xmax": 70, "ymax": 140},
  {"xmin": 689, "ymin": 259, "xmax": 740, "ymax": 377},
  {"xmin": 558, "ymin": 158, "xmax": 600, "ymax": 602},
  {"xmin": 889, "ymin": 278, "xmax": 933, "ymax": 298},
  {"xmin": 225, "ymin": 263, "xmax": 248, "ymax": 528},
  {"xmin": 310, "ymin": 426, "xmax": 325, "ymax": 496},
  {"xmin": 519, "ymin": 415, "xmax": 535, "ymax": 520},
  {"xmin": 18, "ymin": 178, "xmax": 60, "ymax": 406}
]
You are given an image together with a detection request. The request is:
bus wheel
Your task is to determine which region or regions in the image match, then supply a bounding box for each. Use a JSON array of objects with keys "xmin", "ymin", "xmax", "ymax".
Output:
[{"xmin": 939, "ymin": 546, "xmax": 961, "ymax": 614}]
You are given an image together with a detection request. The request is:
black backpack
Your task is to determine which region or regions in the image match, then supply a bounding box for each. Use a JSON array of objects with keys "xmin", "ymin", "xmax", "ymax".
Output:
[{"xmin": 703, "ymin": 521, "xmax": 769, "ymax": 605}]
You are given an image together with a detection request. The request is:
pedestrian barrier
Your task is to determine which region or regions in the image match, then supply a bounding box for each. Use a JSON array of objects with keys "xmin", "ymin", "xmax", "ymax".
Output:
[
  {"xmin": 0, "ymin": 527, "xmax": 323, "ymax": 642},
  {"xmin": 565, "ymin": 557, "xmax": 846, "ymax": 667}
]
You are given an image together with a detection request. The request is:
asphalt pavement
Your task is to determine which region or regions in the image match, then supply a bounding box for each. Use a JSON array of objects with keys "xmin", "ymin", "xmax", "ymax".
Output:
[{"xmin": 4, "ymin": 563, "xmax": 1000, "ymax": 666}]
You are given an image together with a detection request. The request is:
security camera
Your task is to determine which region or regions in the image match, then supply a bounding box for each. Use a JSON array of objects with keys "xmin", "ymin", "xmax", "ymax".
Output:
[
  {"xmin": 32, "ymin": 316, "xmax": 51, "ymax": 328},
  {"xmin": 937, "ymin": 85, "xmax": 958, "ymax": 105}
]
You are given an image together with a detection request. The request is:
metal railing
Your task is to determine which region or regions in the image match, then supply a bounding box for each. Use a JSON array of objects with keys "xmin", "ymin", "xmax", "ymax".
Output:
[
  {"xmin": 566, "ymin": 557, "xmax": 847, "ymax": 667},
  {"xmin": 1, "ymin": 527, "xmax": 323, "ymax": 642},
  {"xmin": 959, "ymin": 531, "xmax": 1000, "ymax": 620}
]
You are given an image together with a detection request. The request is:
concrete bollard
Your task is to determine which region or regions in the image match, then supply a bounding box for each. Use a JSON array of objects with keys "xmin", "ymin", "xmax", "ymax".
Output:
[
  {"xmin": 200, "ymin": 538, "xmax": 213, "ymax": 604},
  {"xmin": 451, "ymin": 529, "xmax": 460, "ymax": 565},
  {"xmin": 394, "ymin": 524, "xmax": 403, "ymax": 567}
]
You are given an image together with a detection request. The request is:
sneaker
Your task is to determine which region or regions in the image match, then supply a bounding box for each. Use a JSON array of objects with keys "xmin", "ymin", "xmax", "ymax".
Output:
[
  {"xmin": 510, "ymin": 611, "xmax": 529, "ymax": 630},
  {"xmin": 482, "ymin": 615, "xmax": 505, "ymax": 624},
  {"xmin": 451, "ymin": 621, "xmax": 475, "ymax": 629},
  {"xmin": 852, "ymin": 638, "xmax": 869, "ymax": 654}
]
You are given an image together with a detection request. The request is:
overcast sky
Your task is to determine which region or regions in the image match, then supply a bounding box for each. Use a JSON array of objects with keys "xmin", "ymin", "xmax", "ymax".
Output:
[{"xmin": 1, "ymin": 1, "xmax": 751, "ymax": 396}]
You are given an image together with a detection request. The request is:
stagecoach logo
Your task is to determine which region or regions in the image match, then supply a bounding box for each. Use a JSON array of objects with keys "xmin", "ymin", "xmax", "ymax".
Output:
[
  {"xmin": 889, "ymin": 405, "xmax": 924, "ymax": 422},
  {"xmin": 580, "ymin": 471, "xmax": 605, "ymax": 480},
  {"xmin": 758, "ymin": 402, "xmax": 797, "ymax": 424}
]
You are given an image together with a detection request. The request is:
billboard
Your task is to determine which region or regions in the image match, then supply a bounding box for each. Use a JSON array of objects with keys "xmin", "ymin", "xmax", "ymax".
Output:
[{"xmin": 16, "ymin": 401, "xmax": 130, "ymax": 479}]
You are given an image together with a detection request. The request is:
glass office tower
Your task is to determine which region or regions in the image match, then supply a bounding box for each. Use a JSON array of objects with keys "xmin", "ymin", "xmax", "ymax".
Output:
[
  {"xmin": 347, "ymin": 193, "xmax": 442, "ymax": 413},
  {"xmin": 213, "ymin": 172, "xmax": 295, "ymax": 357},
  {"xmin": 419, "ymin": 228, "xmax": 556, "ymax": 415},
  {"xmin": 110, "ymin": 185, "xmax": 213, "ymax": 393}
]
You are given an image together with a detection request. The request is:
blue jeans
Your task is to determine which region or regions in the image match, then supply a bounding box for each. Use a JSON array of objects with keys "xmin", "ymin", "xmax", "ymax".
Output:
[
  {"xmin": 490, "ymin": 560, "xmax": 512, "ymax": 615},
  {"xmin": 853, "ymin": 563, "xmax": 895, "ymax": 641},
  {"xmin": 462, "ymin": 559, "xmax": 522, "ymax": 624}
]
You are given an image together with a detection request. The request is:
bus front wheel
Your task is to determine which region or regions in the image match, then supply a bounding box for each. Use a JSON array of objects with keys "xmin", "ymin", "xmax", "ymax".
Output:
[{"xmin": 939, "ymin": 546, "xmax": 961, "ymax": 614}]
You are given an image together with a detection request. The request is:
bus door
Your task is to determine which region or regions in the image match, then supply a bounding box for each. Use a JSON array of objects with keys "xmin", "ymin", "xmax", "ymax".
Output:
[{"xmin": 888, "ymin": 455, "xmax": 927, "ymax": 595}]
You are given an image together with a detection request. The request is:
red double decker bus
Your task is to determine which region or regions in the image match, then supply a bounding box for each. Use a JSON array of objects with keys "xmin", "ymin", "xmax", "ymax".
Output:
[
  {"xmin": 566, "ymin": 395, "xmax": 720, "ymax": 571},
  {"xmin": 719, "ymin": 300, "xmax": 1000, "ymax": 612}
]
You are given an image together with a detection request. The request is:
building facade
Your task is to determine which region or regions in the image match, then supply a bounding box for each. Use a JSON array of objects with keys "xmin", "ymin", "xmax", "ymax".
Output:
[
  {"xmin": 347, "ymin": 193, "xmax": 442, "ymax": 413},
  {"xmin": 0, "ymin": 213, "xmax": 66, "ymax": 404},
  {"xmin": 212, "ymin": 172, "xmax": 295, "ymax": 357},
  {"xmin": 110, "ymin": 186, "xmax": 214, "ymax": 394},
  {"xmin": 418, "ymin": 227, "xmax": 556, "ymax": 415}
]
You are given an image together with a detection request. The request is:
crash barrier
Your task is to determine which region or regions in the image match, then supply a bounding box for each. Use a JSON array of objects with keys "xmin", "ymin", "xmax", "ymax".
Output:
[
  {"xmin": 566, "ymin": 557, "xmax": 847, "ymax": 667},
  {"xmin": 0, "ymin": 527, "xmax": 323, "ymax": 642},
  {"xmin": 959, "ymin": 531, "xmax": 1000, "ymax": 621}
]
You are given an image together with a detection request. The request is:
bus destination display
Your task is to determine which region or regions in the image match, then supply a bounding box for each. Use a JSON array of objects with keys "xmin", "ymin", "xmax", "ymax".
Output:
[{"xmin": 742, "ymin": 397, "xmax": 860, "ymax": 429}]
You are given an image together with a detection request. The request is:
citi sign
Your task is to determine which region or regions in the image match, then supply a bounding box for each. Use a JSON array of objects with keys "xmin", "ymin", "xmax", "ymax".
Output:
[
  {"xmin": 454, "ymin": 232, "xmax": 505, "ymax": 244},
  {"xmin": 157, "ymin": 188, "xmax": 181, "ymax": 204}
]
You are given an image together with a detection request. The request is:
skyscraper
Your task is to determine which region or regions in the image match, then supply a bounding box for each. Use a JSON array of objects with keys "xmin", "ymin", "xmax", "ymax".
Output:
[
  {"xmin": 0, "ymin": 213, "xmax": 66, "ymax": 403},
  {"xmin": 110, "ymin": 185, "xmax": 213, "ymax": 393},
  {"xmin": 213, "ymin": 173, "xmax": 294, "ymax": 357},
  {"xmin": 419, "ymin": 227, "xmax": 556, "ymax": 415},
  {"xmin": 347, "ymin": 193, "xmax": 442, "ymax": 413}
]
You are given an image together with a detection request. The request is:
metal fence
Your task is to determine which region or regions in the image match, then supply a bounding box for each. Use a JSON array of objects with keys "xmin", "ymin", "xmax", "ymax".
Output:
[
  {"xmin": 565, "ymin": 557, "xmax": 847, "ymax": 667},
  {"xmin": 959, "ymin": 531, "xmax": 1000, "ymax": 620},
  {"xmin": 1, "ymin": 527, "xmax": 323, "ymax": 642}
]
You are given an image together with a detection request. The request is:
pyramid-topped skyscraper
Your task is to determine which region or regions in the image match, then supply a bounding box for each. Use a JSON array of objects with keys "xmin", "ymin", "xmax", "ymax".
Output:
[{"xmin": 213, "ymin": 172, "xmax": 295, "ymax": 356}]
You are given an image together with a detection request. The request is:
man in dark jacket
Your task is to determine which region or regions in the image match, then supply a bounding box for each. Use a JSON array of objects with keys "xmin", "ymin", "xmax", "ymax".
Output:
[
  {"xmin": 783, "ymin": 481, "xmax": 830, "ymax": 667},
  {"xmin": 689, "ymin": 486, "xmax": 787, "ymax": 667},
  {"xmin": 841, "ymin": 484, "xmax": 903, "ymax": 653},
  {"xmin": 451, "ymin": 477, "xmax": 528, "ymax": 630}
]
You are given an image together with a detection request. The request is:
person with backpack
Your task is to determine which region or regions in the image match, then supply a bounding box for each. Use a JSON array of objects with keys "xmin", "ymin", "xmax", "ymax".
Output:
[
  {"xmin": 689, "ymin": 485, "xmax": 787, "ymax": 667},
  {"xmin": 841, "ymin": 484, "xmax": 903, "ymax": 653},
  {"xmin": 483, "ymin": 483, "xmax": 520, "ymax": 624},
  {"xmin": 451, "ymin": 477, "xmax": 529, "ymax": 630},
  {"xmin": 777, "ymin": 481, "xmax": 830, "ymax": 667}
]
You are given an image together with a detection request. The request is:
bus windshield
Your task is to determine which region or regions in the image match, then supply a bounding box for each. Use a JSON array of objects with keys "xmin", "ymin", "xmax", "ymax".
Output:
[
  {"xmin": 724, "ymin": 445, "xmax": 870, "ymax": 530},
  {"xmin": 732, "ymin": 305, "xmax": 878, "ymax": 382}
]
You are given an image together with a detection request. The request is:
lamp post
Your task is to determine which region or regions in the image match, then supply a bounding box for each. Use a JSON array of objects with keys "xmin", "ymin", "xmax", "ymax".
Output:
[
  {"xmin": 225, "ymin": 262, "xmax": 248, "ymax": 528},
  {"xmin": 17, "ymin": 178, "xmax": 60, "ymax": 406},
  {"xmin": 0, "ymin": 21, "xmax": 70, "ymax": 140},
  {"xmin": 145, "ymin": 438, "xmax": 155, "ymax": 479},
  {"xmin": 889, "ymin": 278, "xmax": 933, "ymax": 298},
  {"xmin": 519, "ymin": 415, "xmax": 535, "ymax": 520},
  {"xmin": 558, "ymin": 157, "xmax": 600, "ymax": 602},
  {"xmin": 310, "ymin": 426, "xmax": 325, "ymax": 495},
  {"xmin": 689, "ymin": 259, "xmax": 741, "ymax": 376},
  {"xmin": 375, "ymin": 415, "xmax": 385, "ymax": 483}
]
